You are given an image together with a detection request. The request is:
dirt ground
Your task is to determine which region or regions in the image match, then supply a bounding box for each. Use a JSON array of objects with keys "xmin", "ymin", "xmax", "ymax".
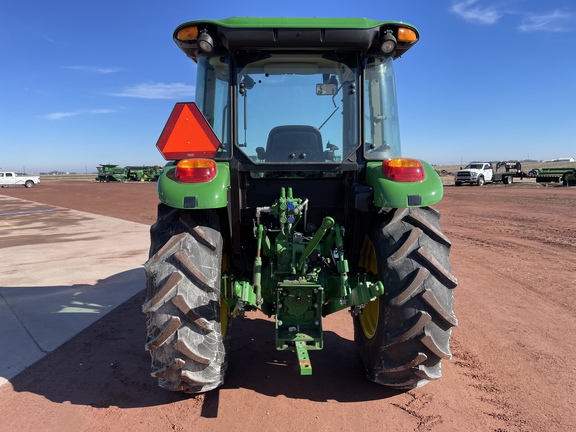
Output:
[{"xmin": 1, "ymin": 180, "xmax": 575, "ymax": 432}]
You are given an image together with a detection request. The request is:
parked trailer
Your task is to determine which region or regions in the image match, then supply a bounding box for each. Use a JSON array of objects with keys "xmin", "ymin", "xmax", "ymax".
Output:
[
  {"xmin": 528, "ymin": 167, "xmax": 576, "ymax": 185},
  {"xmin": 495, "ymin": 161, "xmax": 529, "ymax": 179}
]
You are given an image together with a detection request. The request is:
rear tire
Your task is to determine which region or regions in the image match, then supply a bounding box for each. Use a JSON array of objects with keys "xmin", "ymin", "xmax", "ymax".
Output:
[
  {"xmin": 25, "ymin": 180, "xmax": 35, "ymax": 188},
  {"xmin": 354, "ymin": 207, "xmax": 458, "ymax": 389},
  {"xmin": 143, "ymin": 206, "xmax": 229, "ymax": 393}
]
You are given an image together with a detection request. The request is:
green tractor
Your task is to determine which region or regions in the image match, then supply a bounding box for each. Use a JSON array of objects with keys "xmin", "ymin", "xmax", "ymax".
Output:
[{"xmin": 144, "ymin": 17, "xmax": 458, "ymax": 393}]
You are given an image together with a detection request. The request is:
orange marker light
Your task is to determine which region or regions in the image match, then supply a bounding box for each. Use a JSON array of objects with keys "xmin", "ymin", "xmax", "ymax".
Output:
[
  {"xmin": 176, "ymin": 159, "xmax": 216, "ymax": 183},
  {"xmin": 177, "ymin": 26, "xmax": 199, "ymax": 41},
  {"xmin": 382, "ymin": 158, "xmax": 425, "ymax": 182},
  {"xmin": 397, "ymin": 27, "xmax": 418, "ymax": 43}
]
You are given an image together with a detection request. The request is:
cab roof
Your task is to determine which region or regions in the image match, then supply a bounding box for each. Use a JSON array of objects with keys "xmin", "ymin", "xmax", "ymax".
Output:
[{"xmin": 173, "ymin": 17, "xmax": 419, "ymax": 60}]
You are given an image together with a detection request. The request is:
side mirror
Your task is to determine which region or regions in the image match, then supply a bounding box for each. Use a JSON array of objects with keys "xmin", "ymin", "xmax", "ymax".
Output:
[
  {"xmin": 241, "ymin": 75, "xmax": 255, "ymax": 90},
  {"xmin": 316, "ymin": 83, "xmax": 338, "ymax": 95},
  {"xmin": 256, "ymin": 147, "xmax": 266, "ymax": 161}
]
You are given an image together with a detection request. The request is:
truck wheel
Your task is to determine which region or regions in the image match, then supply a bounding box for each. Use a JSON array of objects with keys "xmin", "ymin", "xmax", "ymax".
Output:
[
  {"xmin": 454, "ymin": 181, "xmax": 461, "ymax": 186},
  {"xmin": 504, "ymin": 175, "xmax": 513, "ymax": 185},
  {"xmin": 24, "ymin": 180, "xmax": 35, "ymax": 188},
  {"xmin": 354, "ymin": 207, "xmax": 458, "ymax": 389},
  {"xmin": 476, "ymin": 176, "xmax": 485, "ymax": 186},
  {"xmin": 144, "ymin": 206, "xmax": 230, "ymax": 393}
]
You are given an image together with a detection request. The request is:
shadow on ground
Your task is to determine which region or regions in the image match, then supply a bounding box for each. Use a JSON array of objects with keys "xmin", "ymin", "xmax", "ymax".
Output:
[{"xmin": 9, "ymin": 291, "xmax": 400, "ymax": 410}]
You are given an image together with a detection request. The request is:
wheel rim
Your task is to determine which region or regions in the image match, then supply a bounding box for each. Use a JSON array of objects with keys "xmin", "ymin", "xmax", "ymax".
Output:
[
  {"xmin": 221, "ymin": 299, "xmax": 229, "ymax": 337},
  {"xmin": 220, "ymin": 240, "xmax": 230, "ymax": 337},
  {"xmin": 358, "ymin": 236, "xmax": 380, "ymax": 340}
]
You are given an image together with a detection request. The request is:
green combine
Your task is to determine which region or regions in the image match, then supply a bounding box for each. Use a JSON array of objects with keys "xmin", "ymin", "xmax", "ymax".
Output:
[
  {"xmin": 96, "ymin": 164, "xmax": 128, "ymax": 182},
  {"xmin": 144, "ymin": 17, "xmax": 458, "ymax": 393},
  {"xmin": 96, "ymin": 164, "xmax": 163, "ymax": 182}
]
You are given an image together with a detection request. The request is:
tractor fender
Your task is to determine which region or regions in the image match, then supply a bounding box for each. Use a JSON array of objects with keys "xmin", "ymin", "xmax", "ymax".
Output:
[
  {"xmin": 157, "ymin": 161, "xmax": 230, "ymax": 209},
  {"xmin": 365, "ymin": 160, "xmax": 443, "ymax": 208}
]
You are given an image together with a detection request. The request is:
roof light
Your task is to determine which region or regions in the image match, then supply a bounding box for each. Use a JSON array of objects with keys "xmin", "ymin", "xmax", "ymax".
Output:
[
  {"xmin": 176, "ymin": 26, "xmax": 199, "ymax": 41},
  {"xmin": 397, "ymin": 27, "xmax": 418, "ymax": 43},
  {"xmin": 380, "ymin": 29, "xmax": 397, "ymax": 55},
  {"xmin": 175, "ymin": 159, "xmax": 216, "ymax": 183},
  {"xmin": 382, "ymin": 158, "xmax": 425, "ymax": 182},
  {"xmin": 198, "ymin": 30, "xmax": 214, "ymax": 52}
]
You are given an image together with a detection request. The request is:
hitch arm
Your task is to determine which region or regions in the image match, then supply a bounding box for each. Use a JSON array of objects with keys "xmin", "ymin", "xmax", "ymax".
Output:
[{"xmin": 297, "ymin": 216, "xmax": 334, "ymax": 272}]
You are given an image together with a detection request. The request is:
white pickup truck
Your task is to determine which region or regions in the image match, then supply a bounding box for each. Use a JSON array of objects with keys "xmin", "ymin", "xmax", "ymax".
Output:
[
  {"xmin": 0, "ymin": 171, "xmax": 41, "ymax": 188},
  {"xmin": 454, "ymin": 162, "xmax": 514, "ymax": 186}
]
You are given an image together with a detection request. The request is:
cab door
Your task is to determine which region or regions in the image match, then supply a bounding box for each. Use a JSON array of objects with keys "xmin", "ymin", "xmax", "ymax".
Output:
[{"xmin": 483, "ymin": 163, "xmax": 494, "ymax": 181}]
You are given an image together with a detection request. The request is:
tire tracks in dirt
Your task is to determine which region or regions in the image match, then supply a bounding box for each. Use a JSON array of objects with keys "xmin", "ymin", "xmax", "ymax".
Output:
[
  {"xmin": 386, "ymin": 335, "xmax": 530, "ymax": 431},
  {"xmin": 450, "ymin": 338, "xmax": 528, "ymax": 431},
  {"xmin": 391, "ymin": 392, "xmax": 443, "ymax": 431}
]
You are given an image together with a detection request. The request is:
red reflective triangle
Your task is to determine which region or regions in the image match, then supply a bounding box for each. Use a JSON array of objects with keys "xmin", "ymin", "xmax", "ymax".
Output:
[{"xmin": 156, "ymin": 102, "xmax": 221, "ymax": 160}]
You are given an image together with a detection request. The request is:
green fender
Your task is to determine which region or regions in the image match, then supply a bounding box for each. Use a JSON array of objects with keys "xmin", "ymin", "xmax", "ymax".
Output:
[
  {"xmin": 157, "ymin": 161, "xmax": 230, "ymax": 209},
  {"xmin": 365, "ymin": 161, "xmax": 443, "ymax": 208}
]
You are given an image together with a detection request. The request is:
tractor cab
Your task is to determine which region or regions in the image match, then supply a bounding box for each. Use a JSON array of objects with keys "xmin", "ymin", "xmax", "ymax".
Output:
[{"xmin": 172, "ymin": 18, "xmax": 418, "ymax": 173}]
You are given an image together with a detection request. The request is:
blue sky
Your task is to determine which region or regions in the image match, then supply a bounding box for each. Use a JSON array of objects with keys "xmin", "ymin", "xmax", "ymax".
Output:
[{"xmin": 1, "ymin": 0, "xmax": 575, "ymax": 173}]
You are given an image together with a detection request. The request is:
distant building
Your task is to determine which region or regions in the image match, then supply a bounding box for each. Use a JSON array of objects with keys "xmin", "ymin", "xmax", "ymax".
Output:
[{"xmin": 546, "ymin": 157, "xmax": 575, "ymax": 162}]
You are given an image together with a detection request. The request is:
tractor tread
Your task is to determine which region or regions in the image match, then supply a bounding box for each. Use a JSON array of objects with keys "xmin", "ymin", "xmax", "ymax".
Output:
[
  {"xmin": 144, "ymin": 209, "xmax": 228, "ymax": 394},
  {"xmin": 171, "ymin": 293, "xmax": 213, "ymax": 332},
  {"xmin": 180, "ymin": 213, "xmax": 217, "ymax": 251},
  {"xmin": 415, "ymin": 365, "xmax": 442, "ymax": 381},
  {"xmin": 173, "ymin": 249, "xmax": 216, "ymax": 292},
  {"xmin": 386, "ymin": 311, "xmax": 432, "ymax": 347},
  {"xmin": 354, "ymin": 207, "xmax": 457, "ymax": 389},
  {"xmin": 405, "ymin": 211, "xmax": 452, "ymax": 247},
  {"xmin": 387, "ymin": 227, "xmax": 423, "ymax": 266},
  {"xmin": 151, "ymin": 358, "xmax": 185, "ymax": 378},
  {"xmin": 421, "ymin": 288, "xmax": 459, "ymax": 326},
  {"xmin": 380, "ymin": 352, "xmax": 428, "ymax": 373},
  {"xmin": 389, "ymin": 267, "xmax": 430, "ymax": 307},
  {"xmin": 415, "ymin": 246, "xmax": 458, "ymax": 288},
  {"xmin": 421, "ymin": 330, "xmax": 452, "ymax": 359},
  {"xmin": 174, "ymin": 336, "xmax": 212, "ymax": 364},
  {"xmin": 145, "ymin": 316, "xmax": 181, "ymax": 350},
  {"xmin": 142, "ymin": 271, "xmax": 183, "ymax": 313},
  {"xmin": 151, "ymin": 232, "xmax": 186, "ymax": 261}
]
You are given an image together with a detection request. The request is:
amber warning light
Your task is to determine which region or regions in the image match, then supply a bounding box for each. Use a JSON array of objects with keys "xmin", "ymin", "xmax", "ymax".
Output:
[{"xmin": 156, "ymin": 102, "xmax": 221, "ymax": 160}]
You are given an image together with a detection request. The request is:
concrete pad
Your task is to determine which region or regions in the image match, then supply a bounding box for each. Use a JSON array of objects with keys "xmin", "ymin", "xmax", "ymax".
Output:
[
  {"xmin": 0, "ymin": 294, "xmax": 45, "ymax": 386},
  {"xmin": 0, "ymin": 195, "xmax": 150, "ymax": 386}
]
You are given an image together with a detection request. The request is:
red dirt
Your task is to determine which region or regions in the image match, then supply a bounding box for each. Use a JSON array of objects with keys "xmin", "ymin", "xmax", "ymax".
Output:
[{"xmin": 1, "ymin": 181, "xmax": 575, "ymax": 431}]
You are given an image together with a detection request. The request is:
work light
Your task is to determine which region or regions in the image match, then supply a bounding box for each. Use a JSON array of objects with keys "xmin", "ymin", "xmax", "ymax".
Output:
[
  {"xmin": 198, "ymin": 30, "xmax": 214, "ymax": 52},
  {"xmin": 380, "ymin": 30, "xmax": 397, "ymax": 55}
]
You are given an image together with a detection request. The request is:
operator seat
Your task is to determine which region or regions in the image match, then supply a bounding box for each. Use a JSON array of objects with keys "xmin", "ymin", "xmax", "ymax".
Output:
[{"xmin": 265, "ymin": 125, "xmax": 324, "ymax": 162}]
